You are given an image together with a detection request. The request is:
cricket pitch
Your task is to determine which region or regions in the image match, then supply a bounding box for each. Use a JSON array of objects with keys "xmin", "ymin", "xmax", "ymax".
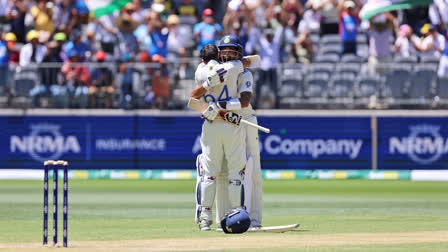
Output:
[{"xmin": 0, "ymin": 231, "xmax": 446, "ymax": 251}]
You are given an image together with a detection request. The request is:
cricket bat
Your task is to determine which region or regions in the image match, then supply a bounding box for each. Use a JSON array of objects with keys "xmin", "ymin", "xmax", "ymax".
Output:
[
  {"xmin": 248, "ymin": 224, "xmax": 300, "ymax": 233},
  {"xmin": 243, "ymin": 55, "xmax": 261, "ymax": 69},
  {"xmin": 187, "ymin": 98, "xmax": 270, "ymax": 134}
]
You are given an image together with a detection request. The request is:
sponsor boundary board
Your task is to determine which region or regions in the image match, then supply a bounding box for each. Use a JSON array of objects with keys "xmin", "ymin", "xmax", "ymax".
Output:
[
  {"xmin": 377, "ymin": 117, "xmax": 448, "ymax": 169},
  {"xmin": 1, "ymin": 114, "xmax": 447, "ymax": 170}
]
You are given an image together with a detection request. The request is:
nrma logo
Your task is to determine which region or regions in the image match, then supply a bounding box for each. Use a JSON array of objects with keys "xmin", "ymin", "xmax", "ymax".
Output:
[
  {"xmin": 389, "ymin": 124, "xmax": 448, "ymax": 165},
  {"xmin": 10, "ymin": 123, "xmax": 81, "ymax": 162}
]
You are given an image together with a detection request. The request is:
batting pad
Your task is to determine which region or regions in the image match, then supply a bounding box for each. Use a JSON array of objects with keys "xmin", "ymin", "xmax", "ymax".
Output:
[{"xmin": 244, "ymin": 156, "xmax": 254, "ymax": 213}]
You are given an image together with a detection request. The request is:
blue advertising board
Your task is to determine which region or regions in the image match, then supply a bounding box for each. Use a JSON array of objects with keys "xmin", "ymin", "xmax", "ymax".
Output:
[
  {"xmin": 377, "ymin": 117, "xmax": 448, "ymax": 169},
  {"xmin": 0, "ymin": 115, "xmax": 372, "ymax": 170},
  {"xmin": 257, "ymin": 117, "xmax": 371, "ymax": 170},
  {"xmin": 1, "ymin": 116, "xmax": 202, "ymax": 170}
]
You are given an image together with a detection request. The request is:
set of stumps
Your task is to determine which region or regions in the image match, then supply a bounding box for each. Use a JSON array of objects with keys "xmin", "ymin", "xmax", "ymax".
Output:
[{"xmin": 43, "ymin": 160, "xmax": 68, "ymax": 247}]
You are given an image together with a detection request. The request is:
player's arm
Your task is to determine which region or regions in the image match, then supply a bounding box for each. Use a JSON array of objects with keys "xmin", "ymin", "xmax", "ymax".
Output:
[
  {"xmin": 235, "ymin": 70, "xmax": 254, "ymax": 109},
  {"xmin": 214, "ymin": 92, "xmax": 251, "ymax": 110},
  {"xmin": 191, "ymin": 63, "xmax": 209, "ymax": 99},
  {"xmin": 239, "ymin": 92, "xmax": 252, "ymax": 108},
  {"xmin": 193, "ymin": 80, "xmax": 247, "ymax": 119},
  {"xmin": 190, "ymin": 84, "xmax": 207, "ymax": 99},
  {"xmin": 241, "ymin": 57, "xmax": 251, "ymax": 68}
]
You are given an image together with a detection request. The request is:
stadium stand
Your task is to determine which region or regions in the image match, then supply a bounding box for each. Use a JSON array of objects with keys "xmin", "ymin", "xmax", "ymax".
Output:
[{"xmin": 0, "ymin": 0, "xmax": 446, "ymax": 110}]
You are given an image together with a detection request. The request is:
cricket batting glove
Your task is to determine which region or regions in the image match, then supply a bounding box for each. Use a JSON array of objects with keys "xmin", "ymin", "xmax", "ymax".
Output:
[
  {"xmin": 220, "ymin": 111, "xmax": 242, "ymax": 126},
  {"xmin": 202, "ymin": 102, "xmax": 223, "ymax": 121},
  {"xmin": 203, "ymin": 68, "xmax": 228, "ymax": 90}
]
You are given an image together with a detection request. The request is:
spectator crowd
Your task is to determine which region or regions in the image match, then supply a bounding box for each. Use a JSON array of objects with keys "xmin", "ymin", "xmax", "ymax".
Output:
[{"xmin": 0, "ymin": 0, "xmax": 447, "ymax": 109}]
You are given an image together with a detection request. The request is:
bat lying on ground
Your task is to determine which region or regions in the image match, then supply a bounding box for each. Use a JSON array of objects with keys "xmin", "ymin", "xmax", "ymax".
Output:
[
  {"xmin": 187, "ymin": 98, "xmax": 270, "ymax": 134},
  {"xmin": 248, "ymin": 224, "xmax": 300, "ymax": 233}
]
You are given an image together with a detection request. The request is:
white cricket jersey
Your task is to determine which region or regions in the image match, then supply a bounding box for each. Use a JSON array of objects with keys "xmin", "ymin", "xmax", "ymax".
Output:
[{"xmin": 194, "ymin": 60, "xmax": 219, "ymax": 87}]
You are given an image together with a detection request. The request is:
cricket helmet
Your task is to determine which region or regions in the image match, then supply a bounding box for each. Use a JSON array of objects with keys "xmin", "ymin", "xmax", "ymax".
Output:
[
  {"xmin": 220, "ymin": 208, "xmax": 251, "ymax": 234},
  {"xmin": 218, "ymin": 34, "xmax": 243, "ymax": 62}
]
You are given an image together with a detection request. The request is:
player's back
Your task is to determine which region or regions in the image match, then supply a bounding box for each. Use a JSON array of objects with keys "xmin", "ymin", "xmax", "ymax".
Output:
[{"xmin": 195, "ymin": 60, "xmax": 218, "ymax": 87}]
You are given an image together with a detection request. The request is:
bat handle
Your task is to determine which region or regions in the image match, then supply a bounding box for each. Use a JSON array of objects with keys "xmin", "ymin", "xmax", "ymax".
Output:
[{"xmin": 241, "ymin": 119, "xmax": 270, "ymax": 133}]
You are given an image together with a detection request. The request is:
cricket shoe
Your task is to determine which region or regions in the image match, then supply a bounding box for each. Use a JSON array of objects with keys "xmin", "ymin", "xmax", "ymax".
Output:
[
  {"xmin": 199, "ymin": 219, "xmax": 212, "ymax": 231},
  {"xmin": 216, "ymin": 225, "xmax": 223, "ymax": 232}
]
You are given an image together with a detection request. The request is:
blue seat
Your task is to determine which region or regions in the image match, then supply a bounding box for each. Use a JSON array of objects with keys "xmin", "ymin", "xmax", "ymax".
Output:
[
  {"xmin": 393, "ymin": 55, "xmax": 418, "ymax": 64},
  {"xmin": 309, "ymin": 63, "xmax": 334, "ymax": 75},
  {"xmin": 335, "ymin": 63, "xmax": 359, "ymax": 75},
  {"xmin": 341, "ymin": 54, "xmax": 366, "ymax": 63},
  {"xmin": 329, "ymin": 73, "xmax": 356, "ymax": 105},
  {"xmin": 314, "ymin": 54, "xmax": 339, "ymax": 64}
]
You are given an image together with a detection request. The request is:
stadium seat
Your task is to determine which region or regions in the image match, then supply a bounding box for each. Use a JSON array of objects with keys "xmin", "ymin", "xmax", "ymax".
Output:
[
  {"xmin": 355, "ymin": 74, "xmax": 382, "ymax": 107},
  {"xmin": 314, "ymin": 54, "xmax": 339, "ymax": 64},
  {"xmin": 393, "ymin": 55, "xmax": 418, "ymax": 64},
  {"xmin": 281, "ymin": 63, "xmax": 305, "ymax": 78},
  {"xmin": 279, "ymin": 78, "xmax": 303, "ymax": 97},
  {"xmin": 435, "ymin": 77, "xmax": 448, "ymax": 108},
  {"xmin": 335, "ymin": 63, "xmax": 359, "ymax": 75},
  {"xmin": 282, "ymin": 63, "xmax": 305, "ymax": 71},
  {"xmin": 303, "ymin": 72, "xmax": 330, "ymax": 107},
  {"xmin": 320, "ymin": 34, "xmax": 340, "ymax": 46},
  {"xmin": 279, "ymin": 64, "xmax": 304, "ymax": 108},
  {"xmin": 12, "ymin": 69, "xmax": 39, "ymax": 108},
  {"xmin": 278, "ymin": 78, "xmax": 304, "ymax": 109},
  {"xmin": 318, "ymin": 44, "xmax": 340, "ymax": 56},
  {"xmin": 14, "ymin": 79, "xmax": 35, "ymax": 97},
  {"xmin": 420, "ymin": 55, "xmax": 440, "ymax": 65},
  {"xmin": 413, "ymin": 64, "xmax": 438, "ymax": 78},
  {"xmin": 329, "ymin": 73, "xmax": 356, "ymax": 106},
  {"xmin": 382, "ymin": 64, "xmax": 412, "ymax": 107},
  {"xmin": 340, "ymin": 54, "xmax": 365, "ymax": 64},
  {"xmin": 309, "ymin": 63, "xmax": 334, "ymax": 75},
  {"xmin": 405, "ymin": 64, "xmax": 438, "ymax": 107}
]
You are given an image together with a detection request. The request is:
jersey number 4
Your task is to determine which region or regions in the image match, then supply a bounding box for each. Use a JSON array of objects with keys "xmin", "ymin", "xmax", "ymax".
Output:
[{"xmin": 204, "ymin": 85, "xmax": 230, "ymax": 103}]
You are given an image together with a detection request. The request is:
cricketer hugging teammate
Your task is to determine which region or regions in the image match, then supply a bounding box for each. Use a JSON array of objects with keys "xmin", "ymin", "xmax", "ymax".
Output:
[{"xmin": 189, "ymin": 34, "xmax": 264, "ymax": 233}]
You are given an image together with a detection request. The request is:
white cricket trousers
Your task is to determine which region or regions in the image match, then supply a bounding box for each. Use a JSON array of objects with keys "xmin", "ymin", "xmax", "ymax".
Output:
[
  {"xmin": 198, "ymin": 119, "xmax": 246, "ymax": 223},
  {"xmin": 215, "ymin": 115, "xmax": 263, "ymax": 225}
]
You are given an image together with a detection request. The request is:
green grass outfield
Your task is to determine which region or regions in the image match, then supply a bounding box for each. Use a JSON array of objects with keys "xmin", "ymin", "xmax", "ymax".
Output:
[{"xmin": 0, "ymin": 179, "xmax": 447, "ymax": 251}]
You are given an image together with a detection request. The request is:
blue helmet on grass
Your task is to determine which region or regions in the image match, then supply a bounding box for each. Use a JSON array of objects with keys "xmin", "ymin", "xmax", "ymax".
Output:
[
  {"xmin": 218, "ymin": 34, "xmax": 243, "ymax": 62},
  {"xmin": 220, "ymin": 208, "xmax": 251, "ymax": 234}
]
